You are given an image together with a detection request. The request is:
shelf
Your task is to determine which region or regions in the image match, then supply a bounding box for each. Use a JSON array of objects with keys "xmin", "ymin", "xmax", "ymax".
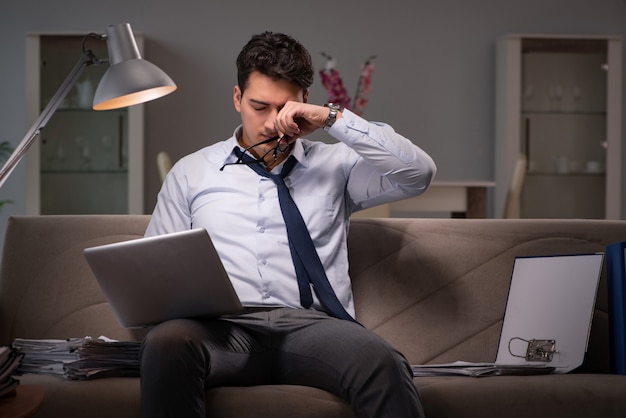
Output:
[
  {"xmin": 49, "ymin": 106, "xmax": 127, "ymax": 114},
  {"xmin": 41, "ymin": 107, "xmax": 126, "ymax": 114},
  {"xmin": 522, "ymin": 110, "xmax": 606, "ymax": 116},
  {"xmin": 41, "ymin": 170, "xmax": 128, "ymax": 174},
  {"xmin": 526, "ymin": 171, "xmax": 605, "ymax": 177}
]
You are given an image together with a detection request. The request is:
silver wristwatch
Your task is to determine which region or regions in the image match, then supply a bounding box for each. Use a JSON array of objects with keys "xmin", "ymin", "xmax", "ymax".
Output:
[{"xmin": 323, "ymin": 103, "xmax": 340, "ymax": 131}]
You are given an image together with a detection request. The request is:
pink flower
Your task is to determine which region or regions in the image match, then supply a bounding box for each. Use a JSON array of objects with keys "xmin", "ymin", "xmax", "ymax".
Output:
[
  {"xmin": 352, "ymin": 56, "xmax": 376, "ymax": 116},
  {"xmin": 319, "ymin": 68, "xmax": 352, "ymax": 111},
  {"xmin": 319, "ymin": 53, "xmax": 376, "ymax": 116}
]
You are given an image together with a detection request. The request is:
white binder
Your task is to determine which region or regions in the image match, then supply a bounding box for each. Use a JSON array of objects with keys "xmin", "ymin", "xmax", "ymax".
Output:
[{"xmin": 495, "ymin": 253, "xmax": 604, "ymax": 373}]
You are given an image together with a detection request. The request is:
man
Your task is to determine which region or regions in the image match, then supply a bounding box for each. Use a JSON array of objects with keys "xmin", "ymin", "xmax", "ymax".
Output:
[{"xmin": 141, "ymin": 31, "xmax": 436, "ymax": 418}]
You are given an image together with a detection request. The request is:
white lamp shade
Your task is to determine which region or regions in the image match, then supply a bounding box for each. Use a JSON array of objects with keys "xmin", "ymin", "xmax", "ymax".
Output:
[{"xmin": 93, "ymin": 23, "xmax": 176, "ymax": 110}]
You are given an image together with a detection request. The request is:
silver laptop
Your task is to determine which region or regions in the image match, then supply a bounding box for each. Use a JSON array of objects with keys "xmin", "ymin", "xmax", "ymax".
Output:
[
  {"xmin": 412, "ymin": 252, "xmax": 604, "ymax": 376},
  {"xmin": 84, "ymin": 228, "xmax": 243, "ymax": 328}
]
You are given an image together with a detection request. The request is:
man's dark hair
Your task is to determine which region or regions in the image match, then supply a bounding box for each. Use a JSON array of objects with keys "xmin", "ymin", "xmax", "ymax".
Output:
[{"xmin": 236, "ymin": 32, "xmax": 314, "ymax": 94}]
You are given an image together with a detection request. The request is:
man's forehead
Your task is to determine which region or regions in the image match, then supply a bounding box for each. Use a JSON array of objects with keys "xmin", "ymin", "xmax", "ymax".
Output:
[
  {"xmin": 243, "ymin": 73, "xmax": 304, "ymax": 103},
  {"xmin": 246, "ymin": 94, "xmax": 302, "ymax": 108}
]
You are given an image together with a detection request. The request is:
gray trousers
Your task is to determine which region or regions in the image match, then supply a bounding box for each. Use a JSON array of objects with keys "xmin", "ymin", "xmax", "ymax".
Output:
[{"xmin": 140, "ymin": 308, "xmax": 425, "ymax": 418}]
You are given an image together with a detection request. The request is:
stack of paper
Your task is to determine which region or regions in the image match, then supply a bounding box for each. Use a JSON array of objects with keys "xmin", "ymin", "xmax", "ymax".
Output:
[
  {"xmin": 64, "ymin": 338, "xmax": 141, "ymax": 380},
  {"xmin": 12, "ymin": 338, "xmax": 85, "ymax": 376},
  {"xmin": 12, "ymin": 336, "xmax": 141, "ymax": 380},
  {"xmin": 0, "ymin": 345, "xmax": 23, "ymax": 397}
]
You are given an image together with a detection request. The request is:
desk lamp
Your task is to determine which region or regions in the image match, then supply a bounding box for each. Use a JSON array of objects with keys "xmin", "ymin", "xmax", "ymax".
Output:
[{"xmin": 0, "ymin": 22, "xmax": 177, "ymax": 188}]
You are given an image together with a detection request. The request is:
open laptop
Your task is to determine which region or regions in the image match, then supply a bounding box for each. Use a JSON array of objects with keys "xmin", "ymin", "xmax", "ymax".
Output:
[
  {"xmin": 412, "ymin": 253, "xmax": 604, "ymax": 377},
  {"xmin": 84, "ymin": 228, "xmax": 243, "ymax": 328}
]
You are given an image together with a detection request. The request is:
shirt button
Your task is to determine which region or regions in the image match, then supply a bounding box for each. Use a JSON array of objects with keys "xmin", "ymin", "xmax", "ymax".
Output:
[
  {"xmin": 259, "ymin": 226, "xmax": 265, "ymax": 233},
  {"xmin": 260, "ymin": 259, "xmax": 267, "ymax": 265}
]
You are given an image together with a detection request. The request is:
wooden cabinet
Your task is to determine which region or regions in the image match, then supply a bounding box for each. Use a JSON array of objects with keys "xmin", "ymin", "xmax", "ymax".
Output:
[
  {"xmin": 495, "ymin": 35, "xmax": 622, "ymax": 219},
  {"xmin": 24, "ymin": 32, "xmax": 144, "ymax": 215}
]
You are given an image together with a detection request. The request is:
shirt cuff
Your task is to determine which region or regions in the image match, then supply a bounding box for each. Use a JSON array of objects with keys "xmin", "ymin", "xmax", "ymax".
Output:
[{"xmin": 327, "ymin": 108, "xmax": 370, "ymax": 146}]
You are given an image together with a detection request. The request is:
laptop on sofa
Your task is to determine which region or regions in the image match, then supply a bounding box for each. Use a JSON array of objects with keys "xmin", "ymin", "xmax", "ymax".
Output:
[{"xmin": 84, "ymin": 228, "xmax": 243, "ymax": 328}]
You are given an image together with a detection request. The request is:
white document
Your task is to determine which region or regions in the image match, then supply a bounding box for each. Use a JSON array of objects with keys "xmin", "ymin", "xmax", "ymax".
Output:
[{"xmin": 411, "ymin": 361, "xmax": 554, "ymax": 377}]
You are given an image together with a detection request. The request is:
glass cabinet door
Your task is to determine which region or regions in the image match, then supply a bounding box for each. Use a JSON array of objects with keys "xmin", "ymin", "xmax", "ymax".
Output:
[
  {"xmin": 39, "ymin": 36, "xmax": 128, "ymax": 214},
  {"xmin": 520, "ymin": 39, "xmax": 607, "ymax": 218},
  {"xmin": 495, "ymin": 35, "xmax": 622, "ymax": 220},
  {"xmin": 25, "ymin": 33, "xmax": 144, "ymax": 215}
]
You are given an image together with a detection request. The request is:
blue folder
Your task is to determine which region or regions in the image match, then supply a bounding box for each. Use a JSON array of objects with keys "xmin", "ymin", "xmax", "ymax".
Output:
[{"xmin": 606, "ymin": 241, "xmax": 626, "ymax": 375}]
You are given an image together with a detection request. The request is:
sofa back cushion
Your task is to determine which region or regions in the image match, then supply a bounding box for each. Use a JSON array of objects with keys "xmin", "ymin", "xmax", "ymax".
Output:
[{"xmin": 0, "ymin": 215, "xmax": 151, "ymax": 344}]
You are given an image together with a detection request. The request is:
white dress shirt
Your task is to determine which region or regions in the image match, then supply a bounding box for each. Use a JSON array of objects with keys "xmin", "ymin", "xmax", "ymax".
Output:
[{"xmin": 145, "ymin": 109, "xmax": 436, "ymax": 317}]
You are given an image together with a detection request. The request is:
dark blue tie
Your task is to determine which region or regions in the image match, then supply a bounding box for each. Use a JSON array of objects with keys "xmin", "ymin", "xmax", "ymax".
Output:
[{"xmin": 234, "ymin": 148, "xmax": 355, "ymax": 322}]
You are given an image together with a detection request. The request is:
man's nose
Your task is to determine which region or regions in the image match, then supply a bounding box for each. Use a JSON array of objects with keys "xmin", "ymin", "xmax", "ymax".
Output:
[{"xmin": 264, "ymin": 109, "xmax": 280, "ymax": 132}]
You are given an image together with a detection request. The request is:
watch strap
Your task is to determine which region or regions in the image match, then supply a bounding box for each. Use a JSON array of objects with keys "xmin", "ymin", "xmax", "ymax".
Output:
[{"xmin": 323, "ymin": 103, "xmax": 340, "ymax": 131}]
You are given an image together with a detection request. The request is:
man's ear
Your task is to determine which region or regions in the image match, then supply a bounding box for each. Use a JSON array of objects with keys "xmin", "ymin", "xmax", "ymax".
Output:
[
  {"xmin": 233, "ymin": 85, "xmax": 242, "ymax": 112},
  {"xmin": 303, "ymin": 89, "xmax": 309, "ymax": 103}
]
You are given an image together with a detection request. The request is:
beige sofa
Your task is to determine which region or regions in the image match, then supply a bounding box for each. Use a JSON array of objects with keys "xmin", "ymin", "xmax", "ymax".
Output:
[{"xmin": 1, "ymin": 215, "xmax": 626, "ymax": 417}]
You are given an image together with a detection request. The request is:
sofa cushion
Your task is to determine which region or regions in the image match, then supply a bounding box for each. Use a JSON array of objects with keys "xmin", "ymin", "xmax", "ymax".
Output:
[
  {"xmin": 415, "ymin": 374, "xmax": 626, "ymax": 418},
  {"xmin": 19, "ymin": 371, "xmax": 626, "ymax": 418},
  {"xmin": 18, "ymin": 373, "xmax": 356, "ymax": 418}
]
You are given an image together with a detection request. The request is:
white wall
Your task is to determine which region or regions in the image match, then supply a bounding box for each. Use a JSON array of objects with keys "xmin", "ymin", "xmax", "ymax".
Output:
[{"xmin": 1, "ymin": 0, "xmax": 625, "ymax": 253}]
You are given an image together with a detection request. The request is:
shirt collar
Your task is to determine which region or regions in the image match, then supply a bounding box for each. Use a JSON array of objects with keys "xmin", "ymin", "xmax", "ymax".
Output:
[{"xmin": 220, "ymin": 125, "xmax": 309, "ymax": 172}]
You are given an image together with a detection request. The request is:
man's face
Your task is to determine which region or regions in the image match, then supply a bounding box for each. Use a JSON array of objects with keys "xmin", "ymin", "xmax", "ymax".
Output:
[{"xmin": 233, "ymin": 71, "xmax": 308, "ymax": 160}]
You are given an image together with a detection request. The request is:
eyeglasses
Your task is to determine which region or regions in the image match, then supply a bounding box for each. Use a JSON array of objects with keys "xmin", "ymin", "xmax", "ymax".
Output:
[{"xmin": 220, "ymin": 135, "xmax": 291, "ymax": 170}]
